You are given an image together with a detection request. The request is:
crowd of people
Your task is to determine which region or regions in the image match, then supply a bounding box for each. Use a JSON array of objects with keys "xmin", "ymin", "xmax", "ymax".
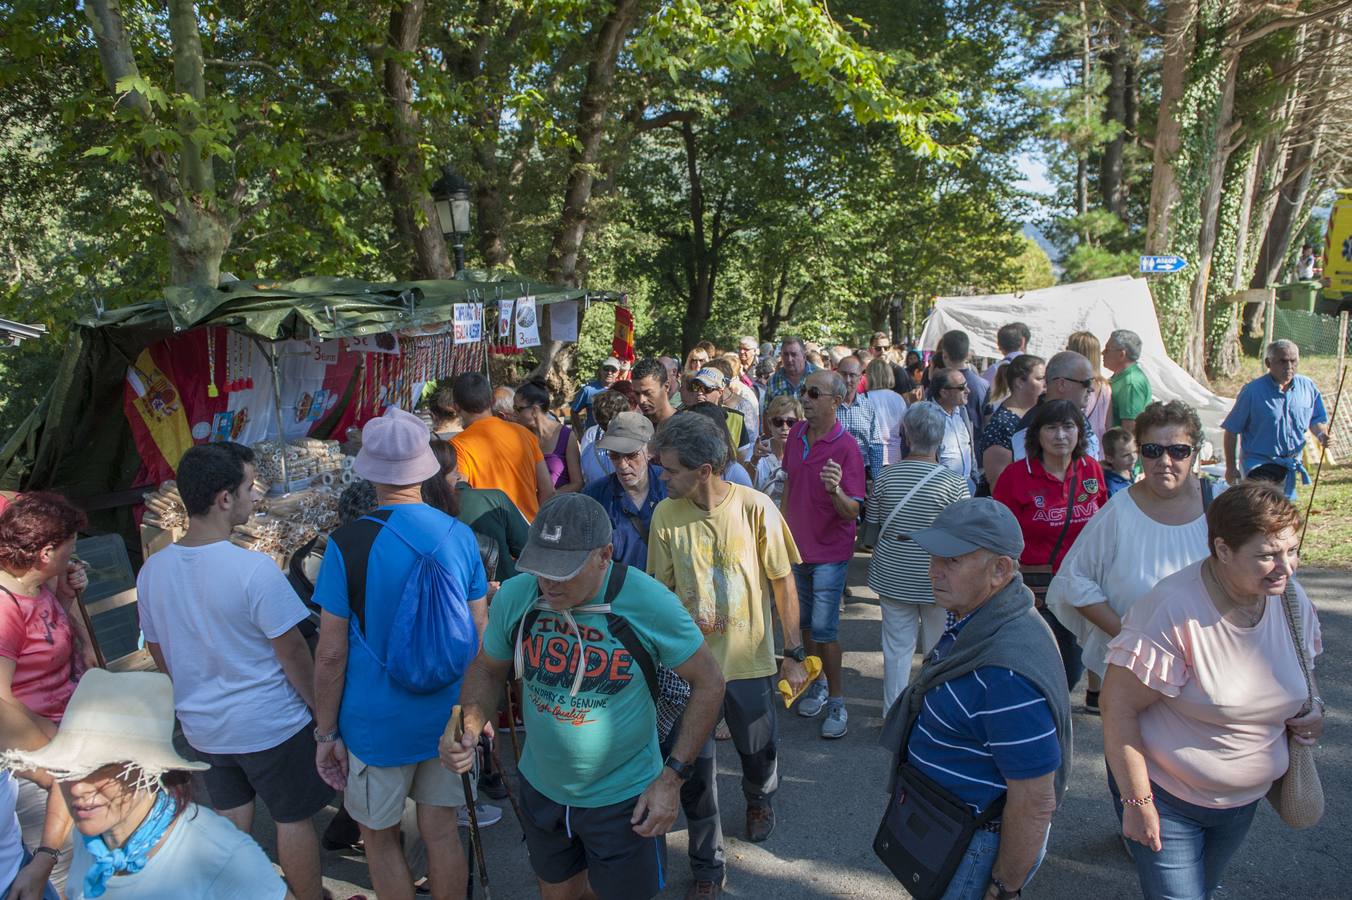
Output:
[{"xmin": 0, "ymin": 322, "xmax": 1333, "ymax": 900}]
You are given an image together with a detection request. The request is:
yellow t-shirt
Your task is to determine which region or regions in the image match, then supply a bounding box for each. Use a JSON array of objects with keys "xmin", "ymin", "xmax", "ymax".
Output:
[{"xmin": 647, "ymin": 483, "xmax": 801, "ymax": 681}]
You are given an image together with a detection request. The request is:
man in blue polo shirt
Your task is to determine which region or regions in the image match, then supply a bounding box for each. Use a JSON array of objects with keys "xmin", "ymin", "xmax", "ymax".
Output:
[
  {"xmin": 571, "ymin": 356, "xmax": 624, "ymax": 432},
  {"xmin": 879, "ymin": 499, "xmax": 1072, "ymax": 900},
  {"xmin": 583, "ymin": 411, "xmax": 667, "ymax": 568},
  {"xmin": 1222, "ymin": 339, "xmax": 1332, "ymax": 499}
]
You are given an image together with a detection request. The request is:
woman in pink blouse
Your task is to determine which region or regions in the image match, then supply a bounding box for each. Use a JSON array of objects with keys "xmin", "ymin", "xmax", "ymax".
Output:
[{"xmin": 1101, "ymin": 481, "xmax": 1323, "ymax": 900}]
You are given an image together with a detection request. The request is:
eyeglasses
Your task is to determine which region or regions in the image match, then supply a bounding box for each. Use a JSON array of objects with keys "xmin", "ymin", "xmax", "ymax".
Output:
[
  {"xmin": 771, "ymin": 417, "xmax": 798, "ymax": 427},
  {"xmin": 1139, "ymin": 443, "xmax": 1195, "ymax": 461},
  {"xmin": 797, "ymin": 385, "xmax": 833, "ymax": 399},
  {"xmin": 1056, "ymin": 376, "xmax": 1094, "ymax": 390},
  {"xmin": 941, "ymin": 383, "xmax": 970, "ymax": 393},
  {"xmin": 689, "ymin": 382, "xmax": 719, "ymax": 395},
  {"xmin": 606, "ymin": 449, "xmax": 645, "ymax": 462}
]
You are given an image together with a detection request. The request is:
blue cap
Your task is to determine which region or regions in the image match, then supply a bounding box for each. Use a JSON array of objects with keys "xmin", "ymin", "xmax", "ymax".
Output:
[{"xmin": 908, "ymin": 498, "xmax": 1024, "ymax": 559}]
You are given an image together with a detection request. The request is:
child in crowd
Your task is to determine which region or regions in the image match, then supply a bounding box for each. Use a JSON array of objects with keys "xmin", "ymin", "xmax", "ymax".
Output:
[{"xmin": 1101, "ymin": 427, "xmax": 1136, "ymax": 496}]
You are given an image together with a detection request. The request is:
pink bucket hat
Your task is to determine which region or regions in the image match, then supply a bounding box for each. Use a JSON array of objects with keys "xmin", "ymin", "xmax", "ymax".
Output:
[{"xmin": 353, "ymin": 407, "xmax": 439, "ymax": 485}]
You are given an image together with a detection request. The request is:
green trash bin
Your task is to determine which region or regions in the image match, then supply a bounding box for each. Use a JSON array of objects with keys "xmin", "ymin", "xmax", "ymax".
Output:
[{"xmin": 1275, "ymin": 280, "xmax": 1321, "ymax": 312}]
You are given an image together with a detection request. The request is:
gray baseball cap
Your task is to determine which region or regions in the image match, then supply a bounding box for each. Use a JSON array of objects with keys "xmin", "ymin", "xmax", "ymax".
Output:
[
  {"xmin": 516, "ymin": 493, "xmax": 613, "ymax": 581},
  {"xmin": 596, "ymin": 411, "xmax": 653, "ymax": 455},
  {"xmin": 908, "ymin": 498, "xmax": 1025, "ymax": 559}
]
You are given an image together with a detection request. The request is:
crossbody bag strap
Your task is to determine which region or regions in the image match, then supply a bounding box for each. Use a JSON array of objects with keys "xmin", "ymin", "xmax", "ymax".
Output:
[
  {"xmin": 877, "ymin": 464, "xmax": 946, "ymax": 540},
  {"xmin": 613, "ymin": 480, "xmax": 651, "ymax": 545},
  {"xmin": 1279, "ymin": 582, "xmax": 1315, "ymax": 713},
  {"xmin": 1047, "ymin": 473, "xmax": 1079, "ymax": 567}
]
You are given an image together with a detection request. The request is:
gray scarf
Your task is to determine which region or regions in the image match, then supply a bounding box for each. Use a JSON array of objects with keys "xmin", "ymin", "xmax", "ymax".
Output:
[{"xmin": 879, "ymin": 574, "xmax": 1074, "ymax": 803}]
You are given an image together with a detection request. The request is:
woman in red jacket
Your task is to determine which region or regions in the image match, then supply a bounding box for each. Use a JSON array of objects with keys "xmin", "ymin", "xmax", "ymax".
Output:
[{"xmin": 993, "ymin": 399, "xmax": 1107, "ymax": 690}]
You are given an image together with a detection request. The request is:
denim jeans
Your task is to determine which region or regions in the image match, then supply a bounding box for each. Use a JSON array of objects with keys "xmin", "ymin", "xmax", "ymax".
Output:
[
  {"xmin": 1109, "ymin": 771, "xmax": 1258, "ymax": 900},
  {"xmin": 938, "ymin": 827, "xmax": 1048, "ymax": 900},
  {"xmin": 792, "ymin": 560, "xmax": 850, "ymax": 643},
  {"xmin": 2, "ymin": 846, "xmax": 61, "ymax": 900}
]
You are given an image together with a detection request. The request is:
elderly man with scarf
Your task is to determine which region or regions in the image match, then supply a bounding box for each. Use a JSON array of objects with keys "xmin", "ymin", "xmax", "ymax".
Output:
[{"xmin": 878, "ymin": 499, "xmax": 1072, "ymax": 900}]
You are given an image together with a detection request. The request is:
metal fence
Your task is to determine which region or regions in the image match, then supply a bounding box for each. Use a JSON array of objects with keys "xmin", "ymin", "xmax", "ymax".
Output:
[{"xmin": 1265, "ymin": 305, "xmax": 1352, "ymax": 450}]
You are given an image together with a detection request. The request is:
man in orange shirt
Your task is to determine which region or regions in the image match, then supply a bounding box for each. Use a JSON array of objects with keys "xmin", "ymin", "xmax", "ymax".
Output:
[{"xmin": 449, "ymin": 373, "xmax": 554, "ymax": 520}]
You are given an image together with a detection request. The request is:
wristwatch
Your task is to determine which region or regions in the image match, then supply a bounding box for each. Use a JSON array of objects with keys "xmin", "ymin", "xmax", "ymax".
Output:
[
  {"xmin": 990, "ymin": 877, "xmax": 1021, "ymax": 898},
  {"xmin": 664, "ymin": 755, "xmax": 694, "ymax": 781},
  {"xmin": 314, "ymin": 727, "xmax": 340, "ymax": 744},
  {"xmin": 785, "ymin": 644, "xmax": 807, "ymax": 663}
]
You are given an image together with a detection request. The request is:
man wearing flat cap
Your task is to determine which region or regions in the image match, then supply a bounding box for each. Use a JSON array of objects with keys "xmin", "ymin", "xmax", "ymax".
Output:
[
  {"xmin": 443, "ymin": 493, "xmax": 725, "ymax": 900},
  {"xmin": 583, "ymin": 411, "xmax": 667, "ymax": 568},
  {"xmin": 878, "ymin": 498, "xmax": 1072, "ymax": 900}
]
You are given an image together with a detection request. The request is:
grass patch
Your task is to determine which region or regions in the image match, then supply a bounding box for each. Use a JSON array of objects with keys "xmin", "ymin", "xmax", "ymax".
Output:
[{"xmin": 1212, "ymin": 353, "xmax": 1351, "ymax": 569}]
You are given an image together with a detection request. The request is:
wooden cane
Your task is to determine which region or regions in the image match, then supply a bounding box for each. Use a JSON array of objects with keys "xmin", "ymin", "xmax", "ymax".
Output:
[
  {"xmin": 487, "ymin": 735, "xmax": 528, "ymax": 841},
  {"xmin": 452, "ymin": 705, "xmax": 492, "ymax": 899},
  {"xmin": 1299, "ymin": 364, "xmax": 1348, "ymax": 555}
]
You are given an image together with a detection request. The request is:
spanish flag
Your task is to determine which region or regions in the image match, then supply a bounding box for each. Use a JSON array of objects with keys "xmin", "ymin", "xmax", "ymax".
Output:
[
  {"xmin": 125, "ymin": 348, "xmax": 195, "ymax": 483},
  {"xmin": 612, "ymin": 301, "xmax": 634, "ymax": 364}
]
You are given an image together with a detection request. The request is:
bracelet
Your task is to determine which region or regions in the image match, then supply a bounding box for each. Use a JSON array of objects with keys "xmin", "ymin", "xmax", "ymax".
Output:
[
  {"xmin": 313, "ymin": 727, "xmax": 340, "ymax": 744},
  {"xmin": 1120, "ymin": 793, "xmax": 1154, "ymax": 808},
  {"xmin": 33, "ymin": 846, "xmax": 61, "ymax": 863}
]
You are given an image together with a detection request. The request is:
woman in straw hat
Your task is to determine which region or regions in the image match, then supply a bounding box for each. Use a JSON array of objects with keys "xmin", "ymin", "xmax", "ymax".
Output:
[{"xmin": 2, "ymin": 669, "xmax": 292, "ymax": 899}]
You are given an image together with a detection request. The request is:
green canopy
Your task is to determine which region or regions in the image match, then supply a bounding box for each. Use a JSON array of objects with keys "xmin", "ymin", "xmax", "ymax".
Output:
[{"xmin": 0, "ymin": 273, "xmax": 618, "ymax": 540}]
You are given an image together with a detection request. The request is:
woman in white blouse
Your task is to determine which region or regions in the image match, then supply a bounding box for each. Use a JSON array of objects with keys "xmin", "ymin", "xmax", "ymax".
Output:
[{"xmin": 1046, "ymin": 401, "xmax": 1215, "ymax": 713}]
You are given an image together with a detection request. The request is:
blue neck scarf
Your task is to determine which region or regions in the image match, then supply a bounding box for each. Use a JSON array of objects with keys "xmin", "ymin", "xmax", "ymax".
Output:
[{"xmin": 81, "ymin": 791, "xmax": 177, "ymax": 898}]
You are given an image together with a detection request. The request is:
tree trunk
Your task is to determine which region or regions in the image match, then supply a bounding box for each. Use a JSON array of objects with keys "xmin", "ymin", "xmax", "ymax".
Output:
[
  {"xmin": 1145, "ymin": 0, "xmax": 1198, "ymax": 255},
  {"xmin": 532, "ymin": 0, "xmax": 638, "ymax": 381},
  {"xmin": 1184, "ymin": 46, "xmax": 1240, "ymax": 379},
  {"xmin": 84, "ymin": 0, "xmax": 230, "ymax": 286},
  {"xmin": 678, "ymin": 122, "xmax": 713, "ymax": 355},
  {"xmin": 1100, "ymin": 19, "xmax": 1129, "ymax": 219},
  {"xmin": 374, "ymin": 0, "xmax": 454, "ymax": 281}
]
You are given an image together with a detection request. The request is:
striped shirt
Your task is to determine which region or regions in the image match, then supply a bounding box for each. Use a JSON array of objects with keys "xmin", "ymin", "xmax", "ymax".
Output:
[
  {"xmin": 906, "ymin": 612, "xmax": 1061, "ymax": 815},
  {"xmin": 835, "ymin": 394, "xmax": 885, "ymax": 474},
  {"xmin": 866, "ymin": 461, "xmax": 970, "ymax": 603}
]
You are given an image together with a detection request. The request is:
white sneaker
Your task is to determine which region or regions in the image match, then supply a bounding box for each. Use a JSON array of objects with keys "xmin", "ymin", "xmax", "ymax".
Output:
[
  {"xmin": 797, "ymin": 680, "xmax": 829, "ymax": 718},
  {"xmin": 822, "ymin": 701, "xmax": 848, "ymax": 739},
  {"xmin": 458, "ymin": 803, "xmax": 503, "ymax": 827}
]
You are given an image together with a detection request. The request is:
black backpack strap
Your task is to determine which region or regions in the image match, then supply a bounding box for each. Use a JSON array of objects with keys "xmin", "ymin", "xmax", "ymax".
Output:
[
  {"xmin": 326, "ymin": 508, "xmax": 393, "ymax": 633},
  {"xmin": 601, "ymin": 564, "xmax": 660, "ymax": 704}
]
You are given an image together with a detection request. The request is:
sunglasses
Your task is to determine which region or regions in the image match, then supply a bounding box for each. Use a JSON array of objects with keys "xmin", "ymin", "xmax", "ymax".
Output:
[
  {"xmin": 1140, "ymin": 442, "xmax": 1195, "ymax": 461},
  {"xmin": 602, "ymin": 365, "xmax": 619, "ymax": 373},
  {"xmin": 606, "ymin": 449, "xmax": 645, "ymax": 462},
  {"xmin": 941, "ymin": 383, "xmax": 970, "ymax": 393},
  {"xmin": 689, "ymin": 382, "xmax": 719, "ymax": 394},
  {"xmin": 771, "ymin": 417, "xmax": 798, "ymax": 427},
  {"xmin": 872, "ymin": 344, "xmax": 890, "ymax": 352},
  {"xmin": 797, "ymin": 385, "xmax": 833, "ymax": 399},
  {"xmin": 1057, "ymin": 376, "xmax": 1094, "ymax": 389}
]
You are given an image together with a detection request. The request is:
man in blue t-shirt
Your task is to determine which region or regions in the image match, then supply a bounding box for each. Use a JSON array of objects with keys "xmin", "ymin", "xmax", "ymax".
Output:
[
  {"xmin": 1222, "ymin": 339, "xmax": 1332, "ymax": 499},
  {"xmin": 313, "ymin": 407, "xmax": 488, "ymax": 900},
  {"xmin": 582, "ymin": 411, "xmax": 667, "ymax": 568},
  {"xmin": 571, "ymin": 356, "xmax": 624, "ymax": 432},
  {"xmin": 441, "ymin": 493, "xmax": 725, "ymax": 900}
]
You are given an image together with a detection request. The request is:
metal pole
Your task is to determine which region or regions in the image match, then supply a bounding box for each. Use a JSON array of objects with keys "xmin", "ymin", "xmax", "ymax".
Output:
[
  {"xmin": 453, "ymin": 242, "xmax": 466, "ymax": 275},
  {"xmin": 1337, "ymin": 310, "xmax": 1348, "ymax": 387},
  {"xmin": 263, "ymin": 340, "xmax": 291, "ymax": 492}
]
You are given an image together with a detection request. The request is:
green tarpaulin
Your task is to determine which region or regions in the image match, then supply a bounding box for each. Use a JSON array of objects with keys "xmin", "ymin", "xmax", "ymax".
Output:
[{"xmin": 0, "ymin": 273, "xmax": 618, "ymax": 541}]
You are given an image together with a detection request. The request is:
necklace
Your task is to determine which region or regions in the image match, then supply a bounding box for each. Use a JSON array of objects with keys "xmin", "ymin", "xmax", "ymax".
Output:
[{"xmin": 1202, "ymin": 559, "xmax": 1265, "ymax": 627}]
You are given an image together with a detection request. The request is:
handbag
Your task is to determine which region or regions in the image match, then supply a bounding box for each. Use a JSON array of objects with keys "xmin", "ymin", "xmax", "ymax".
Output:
[
  {"xmin": 874, "ymin": 728, "xmax": 1005, "ymax": 898},
  {"xmin": 1266, "ymin": 582, "xmax": 1324, "ymax": 829},
  {"xmin": 1020, "ymin": 474, "xmax": 1077, "ymax": 607},
  {"xmin": 878, "ymin": 464, "xmax": 946, "ymax": 543}
]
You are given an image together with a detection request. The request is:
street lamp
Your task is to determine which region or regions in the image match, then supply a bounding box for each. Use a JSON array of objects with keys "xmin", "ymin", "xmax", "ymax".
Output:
[{"xmin": 430, "ymin": 165, "xmax": 472, "ymax": 275}]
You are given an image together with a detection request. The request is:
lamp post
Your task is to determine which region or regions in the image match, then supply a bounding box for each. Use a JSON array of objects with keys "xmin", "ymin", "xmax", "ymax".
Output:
[{"xmin": 430, "ymin": 165, "xmax": 472, "ymax": 275}]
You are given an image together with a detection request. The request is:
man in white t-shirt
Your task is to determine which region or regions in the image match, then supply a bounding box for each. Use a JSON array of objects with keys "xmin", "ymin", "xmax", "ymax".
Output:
[{"xmin": 137, "ymin": 442, "xmax": 332, "ymax": 900}]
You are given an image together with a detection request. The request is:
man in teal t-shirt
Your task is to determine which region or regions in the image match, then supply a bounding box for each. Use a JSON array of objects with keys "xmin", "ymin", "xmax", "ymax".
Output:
[{"xmin": 442, "ymin": 494, "xmax": 725, "ymax": 900}]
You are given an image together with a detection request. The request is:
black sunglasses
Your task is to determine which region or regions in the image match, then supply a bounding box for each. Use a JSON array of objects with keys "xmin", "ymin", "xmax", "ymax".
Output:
[
  {"xmin": 602, "ymin": 365, "xmax": 619, "ymax": 373},
  {"xmin": 1057, "ymin": 376, "xmax": 1094, "ymax": 389},
  {"xmin": 797, "ymin": 385, "xmax": 833, "ymax": 399},
  {"xmin": 1139, "ymin": 442, "xmax": 1195, "ymax": 461},
  {"xmin": 771, "ymin": 417, "xmax": 798, "ymax": 427}
]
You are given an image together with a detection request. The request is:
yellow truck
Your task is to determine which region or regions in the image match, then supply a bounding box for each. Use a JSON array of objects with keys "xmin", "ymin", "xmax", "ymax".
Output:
[{"xmin": 1319, "ymin": 189, "xmax": 1352, "ymax": 315}]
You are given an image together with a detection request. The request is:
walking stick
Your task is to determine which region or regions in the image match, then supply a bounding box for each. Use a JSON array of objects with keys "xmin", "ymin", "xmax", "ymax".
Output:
[
  {"xmin": 1299, "ymin": 364, "xmax": 1348, "ymax": 555},
  {"xmin": 488, "ymin": 735, "xmax": 528, "ymax": 841},
  {"xmin": 67, "ymin": 559, "xmax": 106, "ymax": 670},
  {"xmin": 452, "ymin": 705, "xmax": 493, "ymax": 899}
]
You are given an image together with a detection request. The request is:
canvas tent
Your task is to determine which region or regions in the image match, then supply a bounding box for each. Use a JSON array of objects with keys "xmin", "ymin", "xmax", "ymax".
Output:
[
  {"xmin": 919, "ymin": 275, "xmax": 1233, "ymax": 446},
  {"xmin": 0, "ymin": 274, "xmax": 621, "ymax": 540}
]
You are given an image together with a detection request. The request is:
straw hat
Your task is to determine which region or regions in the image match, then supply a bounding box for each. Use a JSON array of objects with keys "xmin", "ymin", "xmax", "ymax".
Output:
[{"xmin": 1, "ymin": 670, "xmax": 207, "ymax": 790}]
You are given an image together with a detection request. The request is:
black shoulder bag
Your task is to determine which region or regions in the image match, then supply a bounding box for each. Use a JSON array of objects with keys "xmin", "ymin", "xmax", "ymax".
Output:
[
  {"xmin": 874, "ymin": 711, "xmax": 1006, "ymax": 899},
  {"xmin": 1020, "ymin": 473, "xmax": 1077, "ymax": 608}
]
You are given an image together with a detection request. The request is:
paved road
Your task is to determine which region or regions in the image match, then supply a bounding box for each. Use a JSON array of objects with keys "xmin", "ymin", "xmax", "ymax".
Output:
[{"xmin": 250, "ymin": 559, "xmax": 1349, "ymax": 899}]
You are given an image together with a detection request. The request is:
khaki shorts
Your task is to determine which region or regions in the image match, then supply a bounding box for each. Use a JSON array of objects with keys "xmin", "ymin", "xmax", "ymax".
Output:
[{"xmin": 343, "ymin": 750, "xmax": 473, "ymax": 830}]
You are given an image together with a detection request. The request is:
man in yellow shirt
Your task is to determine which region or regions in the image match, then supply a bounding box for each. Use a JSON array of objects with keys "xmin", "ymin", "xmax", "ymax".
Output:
[
  {"xmin": 647, "ymin": 412, "xmax": 809, "ymax": 899},
  {"xmin": 448, "ymin": 373, "xmax": 553, "ymax": 521}
]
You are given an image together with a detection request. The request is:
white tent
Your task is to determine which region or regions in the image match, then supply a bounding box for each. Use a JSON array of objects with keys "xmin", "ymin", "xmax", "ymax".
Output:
[{"xmin": 919, "ymin": 275, "xmax": 1233, "ymax": 448}]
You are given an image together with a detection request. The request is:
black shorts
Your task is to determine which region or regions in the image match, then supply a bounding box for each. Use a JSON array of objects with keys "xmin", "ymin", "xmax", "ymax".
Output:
[
  {"xmin": 193, "ymin": 721, "xmax": 334, "ymax": 823},
  {"xmin": 518, "ymin": 775, "xmax": 667, "ymax": 900}
]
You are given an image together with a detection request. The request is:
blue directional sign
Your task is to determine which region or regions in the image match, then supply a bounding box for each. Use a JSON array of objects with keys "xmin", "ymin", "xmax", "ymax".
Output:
[{"xmin": 1139, "ymin": 255, "xmax": 1188, "ymax": 274}]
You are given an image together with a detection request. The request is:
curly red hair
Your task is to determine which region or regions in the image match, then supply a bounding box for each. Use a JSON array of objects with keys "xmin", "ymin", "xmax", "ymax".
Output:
[{"xmin": 0, "ymin": 491, "xmax": 87, "ymax": 574}]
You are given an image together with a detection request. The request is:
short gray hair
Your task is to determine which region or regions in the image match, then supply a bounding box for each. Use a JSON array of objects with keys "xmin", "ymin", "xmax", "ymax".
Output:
[
  {"xmin": 738, "ymin": 335, "xmax": 758, "ymax": 350},
  {"xmin": 1266, "ymin": 339, "xmax": 1298, "ymax": 359},
  {"xmin": 903, "ymin": 401, "xmax": 947, "ymax": 455},
  {"xmin": 816, "ymin": 370, "xmax": 849, "ymax": 398},
  {"xmin": 1109, "ymin": 329, "xmax": 1143, "ymax": 362},
  {"xmin": 1046, "ymin": 350, "xmax": 1091, "ymax": 382},
  {"xmin": 492, "ymin": 385, "xmax": 515, "ymax": 417},
  {"xmin": 652, "ymin": 412, "xmax": 727, "ymax": 471}
]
